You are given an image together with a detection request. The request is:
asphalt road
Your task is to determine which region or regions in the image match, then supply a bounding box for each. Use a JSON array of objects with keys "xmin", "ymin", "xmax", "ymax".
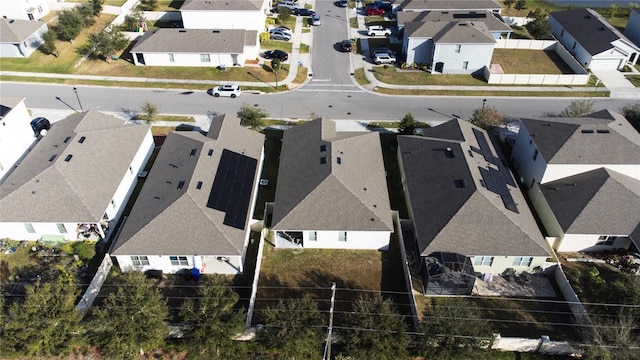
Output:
[{"xmin": 1, "ymin": 81, "xmax": 633, "ymax": 122}]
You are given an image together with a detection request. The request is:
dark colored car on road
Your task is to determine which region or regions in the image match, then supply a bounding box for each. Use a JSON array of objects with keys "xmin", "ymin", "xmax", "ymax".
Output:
[
  {"xmin": 263, "ymin": 49, "xmax": 289, "ymax": 62},
  {"xmin": 365, "ymin": 6, "xmax": 385, "ymax": 16},
  {"xmin": 293, "ymin": 8, "xmax": 315, "ymax": 16},
  {"xmin": 340, "ymin": 40, "xmax": 352, "ymax": 52}
]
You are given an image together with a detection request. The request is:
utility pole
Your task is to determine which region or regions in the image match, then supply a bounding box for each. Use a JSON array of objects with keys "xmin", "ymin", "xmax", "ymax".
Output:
[{"xmin": 323, "ymin": 282, "xmax": 336, "ymax": 360}]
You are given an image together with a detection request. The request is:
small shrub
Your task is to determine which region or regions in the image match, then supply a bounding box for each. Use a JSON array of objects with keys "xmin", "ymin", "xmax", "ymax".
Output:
[
  {"xmin": 560, "ymin": 99, "xmax": 594, "ymax": 117},
  {"xmin": 73, "ymin": 241, "xmax": 96, "ymax": 262},
  {"xmin": 259, "ymin": 32, "xmax": 270, "ymax": 43}
]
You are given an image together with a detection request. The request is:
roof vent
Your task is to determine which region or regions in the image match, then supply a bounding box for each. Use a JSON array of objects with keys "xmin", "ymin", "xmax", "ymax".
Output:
[
  {"xmin": 599, "ymin": 27, "xmax": 605, "ymax": 31},
  {"xmin": 445, "ymin": 147, "xmax": 456, "ymax": 158},
  {"xmin": 190, "ymin": 148, "xmax": 197, "ymax": 157},
  {"xmin": 454, "ymin": 179, "xmax": 467, "ymax": 188},
  {"xmin": 337, "ymin": 157, "xmax": 342, "ymax": 164},
  {"xmin": 547, "ymin": 186, "xmax": 559, "ymax": 191},
  {"xmin": 212, "ymin": 30, "xmax": 220, "ymax": 33},
  {"xmin": 320, "ymin": 144, "xmax": 327, "ymax": 152},
  {"xmin": 179, "ymin": 29, "xmax": 187, "ymax": 33},
  {"xmin": 208, "ymin": 149, "xmax": 213, "ymax": 156},
  {"xmin": 320, "ymin": 157, "xmax": 327, "ymax": 164},
  {"xmin": 196, "ymin": 181, "xmax": 203, "ymax": 189},
  {"xmin": 78, "ymin": 136, "xmax": 86, "ymax": 143},
  {"xmin": 596, "ymin": 129, "xmax": 610, "ymax": 134},
  {"xmin": 581, "ymin": 129, "xmax": 594, "ymax": 133},
  {"xmin": 64, "ymin": 154, "xmax": 73, "ymax": 162},
  {"xmin": 542, "ymin": 123, "xmax": 552, "ymax": 126},
  {"xmin": 48, "ymin": 154, "xmax": 57, "ymax": 162},
  {"xmin": 177, "ymin": 181, "xmax": 185, "ymax": 190},
  {"xmin": 63, "ymin": 136, "xmax": 71, "ymax": 143}
]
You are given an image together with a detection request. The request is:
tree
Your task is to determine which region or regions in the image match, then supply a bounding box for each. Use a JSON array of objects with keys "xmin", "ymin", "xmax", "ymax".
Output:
[
  {"xmin": 418, "ymin": 297, "xmax": 493, "ymax": 359},
  {"xmin": 471, "ymin": 105, "xmax": 505, "ymax": 130},
  {"xmin": 503, "ymin": 0, "xmax": 515, "ymax": 9},
  {"xmin": 138, "ymin": 0, "xmax": 158, "ymax": 11},
  {"xmin": 398, "ymin": 112, "xmax": 416, "ymax": 135},
  {"xmin": 140, "ymin": 100, "xmax": 159, "ymax": 123},
  {"xmin": 73, "ymin": 241, "xmax": 96, "ymax": 263},
  {"xmin": 76, "ymin": 3, "xmax": 97, "ymax": 27},
  {"xmin": 89, "ymin": 0, "xmax": 104, "ymax": 16},
  {"xmin": 237, "ymin": 103, "xmax": 268, "ymax": 130},
  {"xmin": 86, "ymin": 25, "xmax": 129, "ymax": 62},
  {"xmin": 0, "ymin": 280, "xmax": 82, "ymax": 357},
  {"xmin": 122, "ymin": 9, "xmax": 144, "ymax": 32},
  {"xmin": 57, "ymin": 10, "xmax": 85, "ymax": 41},
  {"xmin": 88, "ymin": 271, "xmax": 169, "ymax": 359},
  {"xmin": 514, "ymin": 0, "xmax": 527, "ymax": 12},
  {"xmin": 179, "ymin": 275, "xmax": 246, "ymax": 359},
  {"xmin": 256, "ymin": 298, "xmax": 325, "ymax": 358},
  {"xmin": 610, "ymin": 4, "xmax": 620, "ymax": 18},
  {"xmin": 271, "ymin": 58, "xmax": 281, "ymax": 88},
  {"xmin": 341, "ymin": 295, "xmax": 408, "ymax": 360},
  {"xmin": 622, "ymin": 102, "xmax": 640, "ymax": 132},
  {"xmin": 40, "ymin": 30, "xmax": 59, "ymax": 57},
  {"xmin": 560, "ymin": 99, "xmax": 594, "ymax": 117},
  {"xmin": 525, "ymin": 18, "xmax": 552, "ymax": 39},
  {"xmin": 277, "ymin": 7, "xmax": 292, "ymax": 24}
]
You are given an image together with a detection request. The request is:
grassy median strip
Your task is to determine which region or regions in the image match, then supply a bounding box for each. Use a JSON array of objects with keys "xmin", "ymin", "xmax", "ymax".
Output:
[{"xmin": 373, "ymin": 87, "xmax": 610, "ymax": 97}]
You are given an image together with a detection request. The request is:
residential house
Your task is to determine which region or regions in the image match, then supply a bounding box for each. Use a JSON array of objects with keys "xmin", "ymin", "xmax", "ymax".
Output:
[
  {"xmin": 0, "ymin": 18, "xmax": 48, "ymax": 58},
  {"xmin": 130, "ymin": 28, "xmax": 259, "ymax": 67},
  {"xmin": 0, "ymin": 0, "xmax": 49, "ymax": 21},
  {"xmin": 396, "ymin": 10, "xmax": 512, "ymax": 39},
  {"xmin": 403, "ymin": 20, "xmax": 496, "ymax": 73},
  {"xmin": 110, "ymin": 114, "xmax": 265, "ymax": 275},
  {"xmin": 549, "ymin": 8, "xmax": 640, "ymax": 70},
  {"xmin": 268, "ymin": 118, "xmax": 394, "ymax": 250},
  {"xmin": 0, "ymin": 98, "xmax": 36, "ymax": 180},
  {"xmin": 624, "ymin": 7, "xmax": 640, "ymax": 48},
  {"xmin": 0, "ymin": 110, "xmax": 154, "ymax": 243},
  {"xmin": 180, "ymin": 0, "xmax": 270, "ymax": 31},
  {"xmin": 394, "ymin": 0, "xmax": 502, "ymax": 14},
  {"xmin": 510, "ymin": 110, "xmax": 640, "ymax": 252},
  {"xmin": 397, "ymin": 119, "xmax": 552, "ymax": 295}
]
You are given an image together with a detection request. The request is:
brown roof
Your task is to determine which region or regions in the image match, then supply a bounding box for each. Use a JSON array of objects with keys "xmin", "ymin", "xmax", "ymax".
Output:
[
  {"xmin": 131, "ymin": 29, "xmax": 256, "ymax": 53},
  {"xmin": 0, "ymin": 18, "xmax": 47, "ymax": 43}
]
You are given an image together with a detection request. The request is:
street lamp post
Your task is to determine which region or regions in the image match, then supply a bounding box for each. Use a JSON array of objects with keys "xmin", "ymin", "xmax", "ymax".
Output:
[
  {"xmin": 482, "ymin": 98, "xmax": 487, "ymax": 111},
  {"xmin": 73, "ymin": 86, "xmax": 84, "ymax": 112}
]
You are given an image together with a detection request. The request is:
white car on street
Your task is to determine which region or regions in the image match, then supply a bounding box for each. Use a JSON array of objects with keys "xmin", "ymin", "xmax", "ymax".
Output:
[
  {"xmin": 367, "ymin": 25, "xmax": 391, "ymax": 36},
  {"xmin": 212, "ymin": 84, "xmax": 242, "ymax": 98}
]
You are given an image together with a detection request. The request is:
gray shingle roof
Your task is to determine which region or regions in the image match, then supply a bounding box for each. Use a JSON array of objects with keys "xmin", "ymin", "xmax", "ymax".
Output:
[
  {"xmin": 131, "ymin": 29, "xmax": 256, "ymax": 53},
  {"xmin": 181, "ymin": 0, "xmax": 264, "ymax": 11},
  {"xmin": 398, "ymin": 119, "xmax": 550, "ymax": 257},
  {"xmin": 519, "ymin": 110, "xmax": 640, "ymax": 165},
  {"xmin": 433, "ymin": 21, "xmax": 495, "ymax": 44},
  {"xmin": 271, "ymin": 119, "xmax": 393, "ymax": 232},
  {"xmin": 0, "ymin": 18, "xmax": 47, "ymax": 43},
  {"xmin": 549, "ymin": 8, "xmax": 633, "ymax": 55},
  {"xmin": 397, "ymin": 10, "xmax": 511, "ymax": 32},
  {"xmin": 541, "ymin": 168, "xmax": 640, "ymax": 236},
  {"xmin": 0, "ymin": 110, "xmax": 151, "ymax": 222},
  {"xmin": 110, "ymin": 114, "xmax": 264, "ymax": 256},
  {"xmin": 0, "ymin": 97, "xmax": 24, "ymax": 118},
  {"xmin": 398, "ymin": 0, "xmax": 502, "ymax": 12}
]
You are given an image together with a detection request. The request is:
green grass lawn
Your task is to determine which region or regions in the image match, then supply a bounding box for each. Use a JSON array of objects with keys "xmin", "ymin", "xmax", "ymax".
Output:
[
  {"xmin": 154, "ymin": 0, "xmax": 185, "ymax": 11},
  {"xmin": 372, "ymin": 67, "xmax": 489, "ymax": 86},
  {"xmin": 626, "ymin": 75, "xmax": 640, "ymax": 87},
  {"xmin": 491, "ymin": 49, "xmax": 574, "ymax": 74}
]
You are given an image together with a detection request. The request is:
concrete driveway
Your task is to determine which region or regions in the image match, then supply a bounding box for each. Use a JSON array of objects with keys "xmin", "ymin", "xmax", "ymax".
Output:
[{"xmin": 592, "ymin": 69, "xmax": 640, "ymax": 99}]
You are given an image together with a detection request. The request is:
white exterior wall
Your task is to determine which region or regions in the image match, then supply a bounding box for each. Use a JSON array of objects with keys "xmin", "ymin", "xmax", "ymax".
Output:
[
  {"xmin": 555, "ymin": 233, "xmax": 633, "ymax": 253},
  {"xmin": 404, "ymin": 37, "xmax": 433, "ymax": 65},
  {"xmin": 0, "ymin": 24, "xmax": 48, "ymax": 58},
  {"xmin": 549, "ymin": 16, "xmax": 594, "ymax": 69},
  {"xmin": 115, "ymin": 254, "xmax": 244, "ymax": 275},
  {"xmin": 510, "ymin": 126, "xmax": 547, "ymax": 189},
  {"xmin": 543, "ymin": 164, "xmax": 640, "ymax": 183},
  {"xmin": 0, "ymin": 99, "xmax": 35, "ymax": 180},
  {"xmin": 0, "ymin": 221, "xmax": 88, "ymax": 241},
  {"xmin": 432, "ymin": 43, "xmax": 494, "ymax": 74},
  {"xmin": 0, "ymin": 0, "xmax": 49, "ymax": 20},
  {"xmin": 181, "ymin": 10, "xmax": 267, "ymax": 31},
  {"xmin": 590, "ymin": 47, "xmax": 626, "ymax": 70},
  {"xmin": 134, "ymin": 52, "xmax": 238, "ymax": 67},
  {"xmin": 301, "ymin": 230, "xmax": 390, "ymax": 250},
  {"xmin": 471, "ymin": 255, "xmax": 549, "ymax": 274},
  {"xmin": 624, "ymin": 10, "xmax": 640, "ymax": 48},
  {"xmin": 104, "ymin": 130, "xmax": 154, "ymax": 222}
]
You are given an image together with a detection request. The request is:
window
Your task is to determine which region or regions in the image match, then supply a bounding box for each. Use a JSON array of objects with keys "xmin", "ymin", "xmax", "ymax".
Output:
[
  {"xmin": 24, "ymin": 223, "xmax": 35, "ymax": 233},
  {"xmin": 200, "ymin": 54, "xmax": 211, "ymax": 62},
  {"xmin": 320, "ymin": 157, "xmax": 327, "ymax": 164},
  {"xmin": 474, "ymin": 256, "xmax": 494, "ymax": 266},
  {"xmin": 309, "ymin": 231, "xmax": 317, "ymax": 241},
  {"xmin": 596, "ymin": 236, "xmax": 616, "ymax": 246},
  {"xmin": 320, "ymin": 144, "xmax": 327, "ymax": 152},
  {"xmin": 455, "ymin": 44, "xmax": 461, "ymax": 53},
  {"xmin": 56, "ymin": 223, "xmax": 67, "ymax": 234},
  {"xmin": 168, "ymin": 53, "xmax": 174, "ymax": 62},
  {"xmin": 131, "ymin": 256, "xmax": 150, "ymax": 266},
  {"xmin": 338, "ymin": 232, "xmax": 347, "ymax": 242},
  {"xmin": 533, "ymin": 149, "xmax": 539, "ymax": 161},
  {"xmin": 462, "ymin": 61, "xmax": 469, "ymax": 70},
  {"xmin": 512, "ymin": 256, "xmax": 533, "ymax": 267},
  {"xmin": 170, "ymin": 256, "xmax": 189, "ymax": 266}
]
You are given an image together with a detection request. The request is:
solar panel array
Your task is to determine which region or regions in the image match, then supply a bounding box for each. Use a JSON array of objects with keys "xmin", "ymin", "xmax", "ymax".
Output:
[
  {"xmin": 480, "ymin": 167, "xmax": 518, "ymax": 213},
  {"xmin": 471, "ymin": 128, "xmax": 515, "ymax": 186},
  {"xmin": 207, "ymin": 149, "xmax": 257, "ymax": 230}
]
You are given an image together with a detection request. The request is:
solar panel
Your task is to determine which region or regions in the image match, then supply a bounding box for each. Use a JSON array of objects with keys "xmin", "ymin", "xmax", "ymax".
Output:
[
  {"xmin": 207, "ymin": 149, "xmax": 258, "ymax": 230},
  {"xmin": 480, "ymin": 167, "xmax": 518, "ymax": 213},
  {"xmin": 471, "ymin": 129, "xmax": 516, "ymax": 186}
]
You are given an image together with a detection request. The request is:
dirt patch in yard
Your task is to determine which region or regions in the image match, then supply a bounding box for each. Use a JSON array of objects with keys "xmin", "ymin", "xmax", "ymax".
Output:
[{"xmin": 491, "ymin": 49, "xmax": 574, "ymax": 74}]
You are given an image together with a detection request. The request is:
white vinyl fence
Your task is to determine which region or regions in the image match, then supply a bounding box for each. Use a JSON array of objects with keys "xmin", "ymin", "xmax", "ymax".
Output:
[
  {"xmin": 487, "ymin": 40, "xmax": 590, "ymax": 85},
  {"xmin": 75, "ymin": 253, "xmax": 113, "ymax": 315}
]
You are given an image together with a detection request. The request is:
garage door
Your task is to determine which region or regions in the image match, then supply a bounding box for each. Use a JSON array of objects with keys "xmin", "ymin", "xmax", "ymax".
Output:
[{"xmin": 590, "ymin": 57, "xmax": 624, "ymax": 70}]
